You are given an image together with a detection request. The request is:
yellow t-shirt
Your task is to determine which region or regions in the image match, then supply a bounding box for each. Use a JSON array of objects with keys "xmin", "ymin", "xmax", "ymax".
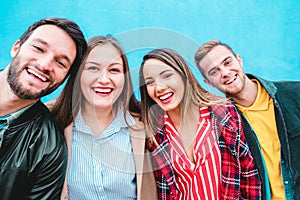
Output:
[{"xmin": 236, "ymin": 79, "xmax": 285, "ymax": 200}]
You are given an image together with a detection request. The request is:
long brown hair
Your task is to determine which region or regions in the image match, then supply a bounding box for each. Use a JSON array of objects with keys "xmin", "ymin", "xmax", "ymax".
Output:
[
  {"xmin": 51, "ymin": 36, "xmax": 140, "ymax": 131},
  {"xmin": 139, "ymin": 48, "xmax": 221, "ymax": 139}
]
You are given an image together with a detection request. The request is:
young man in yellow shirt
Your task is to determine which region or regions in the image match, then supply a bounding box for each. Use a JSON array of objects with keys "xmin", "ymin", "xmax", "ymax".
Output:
[{"xmin": 194, "ymin": 40, "xmax": 300, "ymax": 200}]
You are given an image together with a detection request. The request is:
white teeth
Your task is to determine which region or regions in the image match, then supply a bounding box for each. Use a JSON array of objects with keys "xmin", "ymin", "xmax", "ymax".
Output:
[
  {"xmin": 27, "ymin": 68, "xmax": 47, "ymax": 82},
  {"xmin": 94, "ymin": 88, "xmax": 112, "ymax": 93},
  {"xmin": 159, "ymin": 93, "xmax": 172, "ymax": 100},
  {"xmin": 225, "ymin": 76, "xmax": 236, "ymax": 84}
]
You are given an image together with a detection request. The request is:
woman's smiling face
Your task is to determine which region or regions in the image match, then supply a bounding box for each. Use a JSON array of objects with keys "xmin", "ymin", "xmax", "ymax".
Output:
[
  {"xmin": 143, "ymin": 58, "xmax": 184, "ymax": 114},
  {"xmin": 80, "ymin": 43, "xmax": 124, "ymax": 110}
]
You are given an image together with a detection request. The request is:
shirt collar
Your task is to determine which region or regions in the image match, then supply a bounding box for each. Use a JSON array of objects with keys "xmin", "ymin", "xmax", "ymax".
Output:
[
  {"xmin": 0, "ymin": 104, "xmax": 33, "ymax": 124},
  {"xmin": 236, "ymin": 79, "xmax": 269, "ymax": 111},
  {"xmin": 163, "ymin": 106, "xmax": 211, "ymax": 131},
  {"xmin": 74, "ymin": 105, "xmax": 135, "ymax": 137}
]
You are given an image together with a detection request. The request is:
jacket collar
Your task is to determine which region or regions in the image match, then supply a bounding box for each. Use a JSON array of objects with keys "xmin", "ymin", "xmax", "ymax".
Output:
[
  {"xmin": 9, "ymin": 101, "xmax": 48, "ymax": 126},
  {"xmin": 246, "ymin": 74, "xmax": 277, "ymax": 98}
]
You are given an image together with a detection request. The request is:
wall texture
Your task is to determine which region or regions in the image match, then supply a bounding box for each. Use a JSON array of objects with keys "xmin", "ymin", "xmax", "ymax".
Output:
[{"xmin": 0, "ymin": 0, "xmax": 299, "ymax": 101}]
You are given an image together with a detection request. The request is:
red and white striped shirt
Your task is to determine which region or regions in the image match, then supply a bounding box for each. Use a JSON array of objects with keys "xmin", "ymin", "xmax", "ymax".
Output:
[{"xmin": 164, "ymin": 107, "xmax": 221, "ymax": 200}]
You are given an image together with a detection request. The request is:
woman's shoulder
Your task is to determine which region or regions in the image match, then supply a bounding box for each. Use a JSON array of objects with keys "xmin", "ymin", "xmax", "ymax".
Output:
[
  {"xmin": 131, "ymin": 116, "xmax": 144, "ymax": 129},
  {"xmin": 210, "ymin": 100, "xmax": 237, "ymax": 116},
  {"xmin": 210, "ymin": 100, "xmax": 241, "ymax": 131}
]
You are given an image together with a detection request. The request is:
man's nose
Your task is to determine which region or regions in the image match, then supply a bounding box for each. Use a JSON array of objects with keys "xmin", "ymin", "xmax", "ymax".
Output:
[{"xmin": 37, "ymin": 54, "xmax": 54, "ymax": 72}]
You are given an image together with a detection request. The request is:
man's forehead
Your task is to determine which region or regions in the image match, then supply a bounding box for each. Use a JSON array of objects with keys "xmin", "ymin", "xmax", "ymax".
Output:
[
  {"xmin": 28, "ymin": 25, "xmax": 65, "ymax": 39},
  {"xmin": 203, "ymin": 46, "xmax": 232, "ymax": 66},
  {"xmin": 24, "ymin": 24, "xmax": 76, "ymax": 65},
  {"xmin": 209, "ymin": 45, "xmax": 232, "ymax": 58}
]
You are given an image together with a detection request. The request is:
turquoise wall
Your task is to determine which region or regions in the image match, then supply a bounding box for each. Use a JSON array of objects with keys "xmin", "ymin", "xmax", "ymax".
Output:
[{"xmin": 0, "ymin": 1, "xmax": 299, "ymax": 101}]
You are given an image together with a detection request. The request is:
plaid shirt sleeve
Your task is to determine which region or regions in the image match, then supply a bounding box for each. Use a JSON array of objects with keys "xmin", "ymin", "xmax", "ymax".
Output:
[
  {"xmin": 212, "ymin": 102, "xmax": 262, "ymax": 199},
  {"xmin": 146, "ymin": 129, "xmax": 177, "ymax": 200},
  {"xmin": 237, "ymin": 113, "xmax": 262, "ymax": 199}
]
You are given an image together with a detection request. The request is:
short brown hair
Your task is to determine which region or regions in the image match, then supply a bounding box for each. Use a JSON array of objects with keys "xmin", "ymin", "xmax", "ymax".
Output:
[
  {"xmin": 194, "ymin": 40, "xmax": 236, "ymax": 79},
  {"xmin": 19, "ymin": 17, "xmax": 87, "ymax": 79}
]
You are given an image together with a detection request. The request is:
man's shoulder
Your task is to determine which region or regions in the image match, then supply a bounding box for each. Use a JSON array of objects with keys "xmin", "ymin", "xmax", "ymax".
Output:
[
  {"xmin": 20, "ymin": 101, "xmax": 56, "ymax": 124},
  {"xmin": 273, "ymin": 79, "xmax": 300, "ymax": 90},
  {"xmin": 247, "ymin": 73, "xmax": 300, "ymax": 92},
  {"xmin": 15, "ymin": 101, "xmax": 64, "ymax": 142}
]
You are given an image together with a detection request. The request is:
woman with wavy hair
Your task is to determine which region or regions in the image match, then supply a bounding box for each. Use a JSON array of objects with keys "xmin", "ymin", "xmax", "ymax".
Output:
[{"xmin": 139, "ymin": 48, "xmax": 262, "ymax": 199}]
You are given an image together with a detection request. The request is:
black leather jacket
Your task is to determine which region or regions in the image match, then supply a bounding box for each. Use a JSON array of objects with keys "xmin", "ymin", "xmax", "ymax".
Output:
[
  {"xmin": 240, "ymin": 75, "xmax": 300, "ymax": 200},
  {"xmin": 0, "ymin": 101, "xmax": 67, "ymax": 200}
]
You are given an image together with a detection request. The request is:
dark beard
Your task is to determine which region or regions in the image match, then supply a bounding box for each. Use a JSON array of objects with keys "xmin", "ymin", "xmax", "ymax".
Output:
[{"xmin": 7, "ymin": 56, "xmax": 57, "ymax": 100}]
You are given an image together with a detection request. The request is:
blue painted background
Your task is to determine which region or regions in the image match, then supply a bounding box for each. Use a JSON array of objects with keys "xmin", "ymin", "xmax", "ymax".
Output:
[{"xmin": 0, "ymin": 1, "xmax": 299, "ymax": 101}]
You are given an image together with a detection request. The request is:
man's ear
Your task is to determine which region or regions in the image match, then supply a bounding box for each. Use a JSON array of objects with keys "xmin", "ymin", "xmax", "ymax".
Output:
[
  {"xmin": 10, "ymin": 40, "xmax": 21, "ymax": 58},
  {"xmin": 237, "ymin": 54, "xmax": 243, "ymax": 67}
]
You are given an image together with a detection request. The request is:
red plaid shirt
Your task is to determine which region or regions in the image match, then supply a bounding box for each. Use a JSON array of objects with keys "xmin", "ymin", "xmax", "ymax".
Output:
[{"xmin": 147, "ymin": 102, "xmax": 262, "ymax": 200}]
